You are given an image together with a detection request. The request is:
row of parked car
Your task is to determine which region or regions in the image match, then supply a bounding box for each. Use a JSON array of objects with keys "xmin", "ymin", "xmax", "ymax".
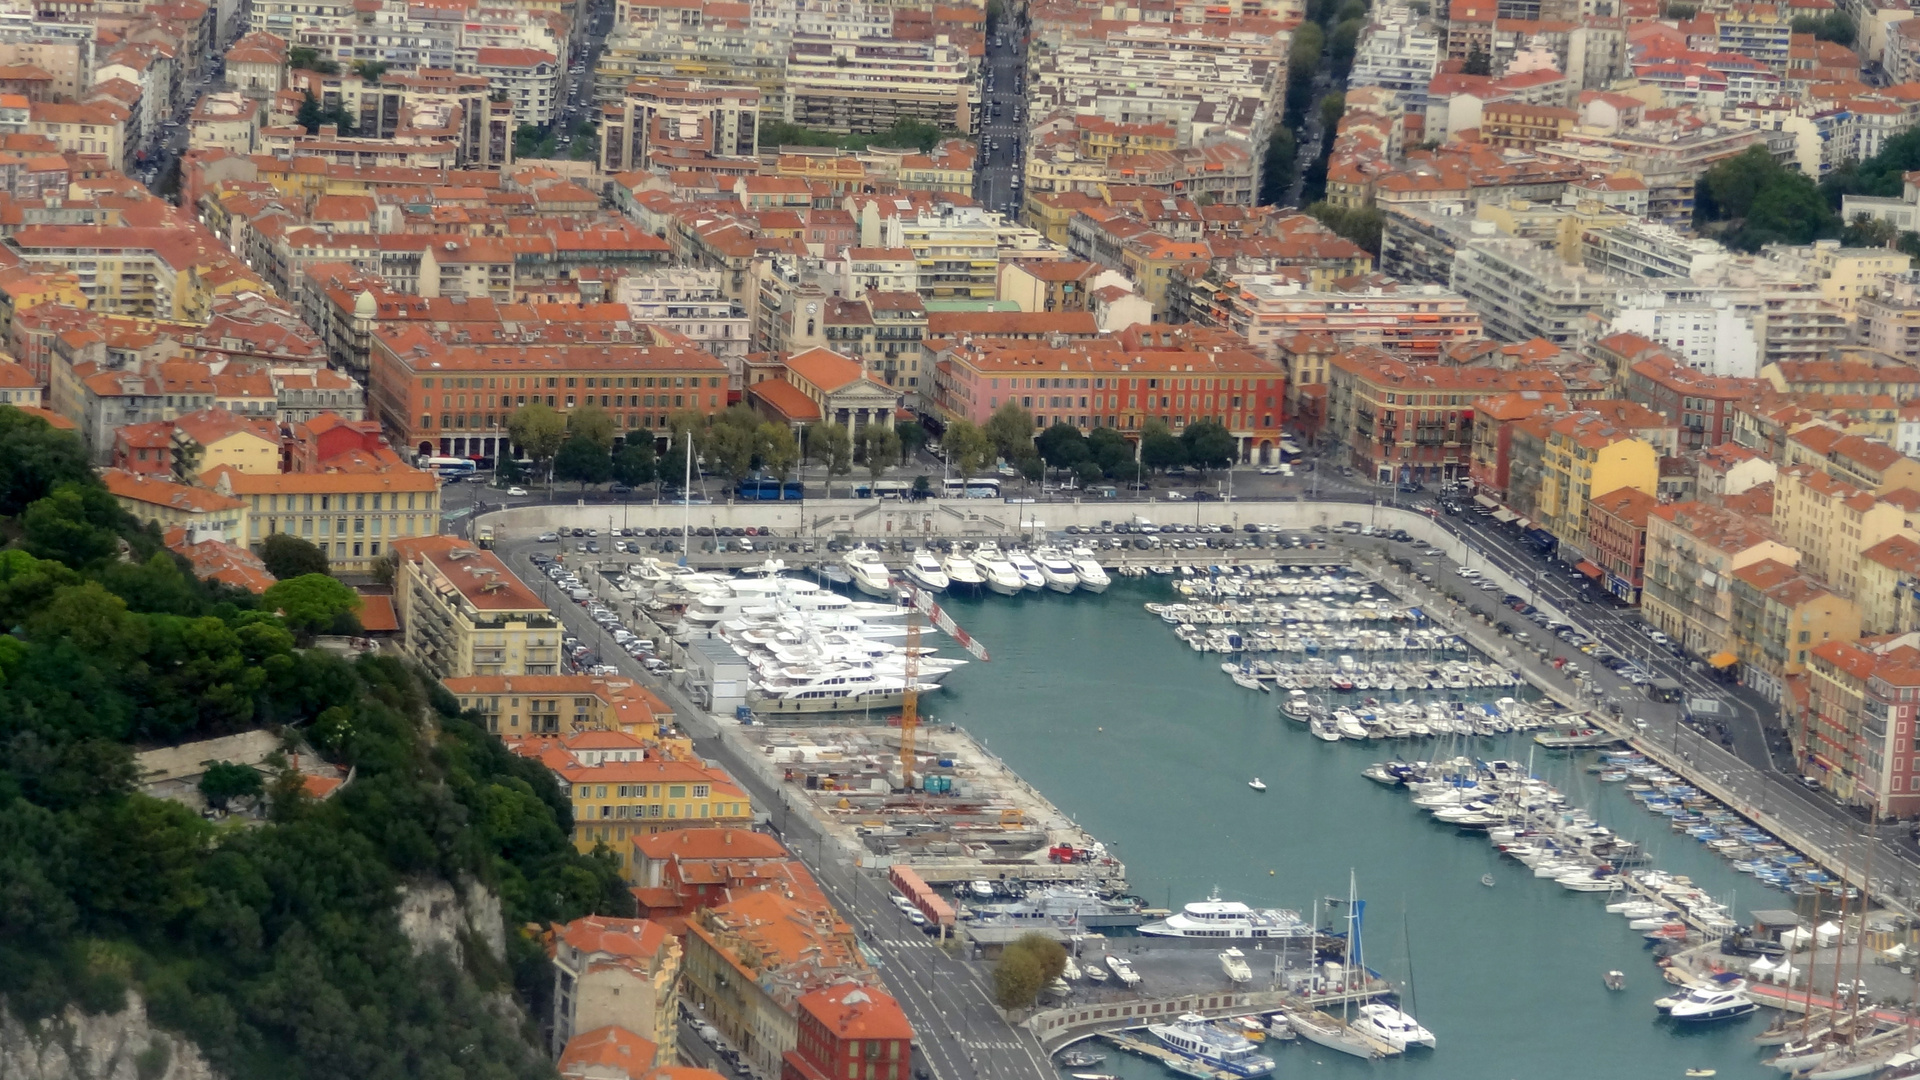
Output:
[{"xmin": 530, "ymin": 553, "xmax": 670, "ymax": 675}]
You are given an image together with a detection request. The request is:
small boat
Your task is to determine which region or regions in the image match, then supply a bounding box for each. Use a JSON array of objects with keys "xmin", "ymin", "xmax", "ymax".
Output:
[
  {"xmin": 1220, "ymin": 947, "xmax": 1254, "ymax": 984},
  {"xmin": 1084, "ymin": 961, "xmax": 1109, "ymax": 983},
  {"xmin": 1070, "ymin": 1074, "xmax": 1120, "ymax": 1080},
  {"xmin": 1249, "ymin": 778, "xmax": 1268, "ymax": 792},
  {"xmin": 1057, "ymin": 1051, "xmax": 1105, "ymax": 1068},
  {"xmin": 1666, "ymin": 977, "xmax": 1757, "ymax": 1023},
  {"xmin": 1481, "ymin": 873, "xmax": 1496, "ymax": 887},
  {"xmin": 1685, "ymin": 1071, "xmax": 1717, "ymax": 1078},
  {"xmin": 1604, "ymin": 970, "xmax": 1626, "ymax": 991}
]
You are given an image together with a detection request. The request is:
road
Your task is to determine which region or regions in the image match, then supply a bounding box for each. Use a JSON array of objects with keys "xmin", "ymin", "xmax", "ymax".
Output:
[
  {"xmin": 974, "ymin": 22, "xmax": 1026, "ymax": 218},
  {"xmin": 556, "ymin": 0, "xmax": 615, "ymax": 136},
  {"xmin": 496, "ymin": 534, "xmax": 1056, "ymax": 1080}
]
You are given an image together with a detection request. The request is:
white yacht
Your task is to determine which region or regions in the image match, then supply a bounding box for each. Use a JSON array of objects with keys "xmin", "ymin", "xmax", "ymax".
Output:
[
  {"xmin": 1069, "ymin": 546, "xmax": 1110, "ymax": 592},
  {"xmin": 844, "ymin": 546, "xmax": 894, "ymax": 598},
  {"xmin": 1219, "ymin": 948, "xmax": 1253, "ymax": 984},
  {"xmin": 904, "ymin": 550, "xmax": 949, "ymax": 592},
  {"xmin": 1138, "ymin": 893, "xmax": 1312, "ymax": 940},
  {"xmin": 942, "ymin": 552, "xmax": 985, "ymax": 591},
  {"xmin": 970, "ymin": 544, "xmax": 1025, "ymax": 596},
  {"xmin": 1352, "ymin": 1004, "xmax": 1435, "ymax": 1051},
  {"xmin": 1034, "ymin": 547, "xmax": 1079, "ymax": 593},
  {"xmin": 1666, "ymin": 980, "xmax": 1757, "ymax": 1023},
  {"xmin": 1146, "ymin": 1014, "xmax": 1275, "ymax": 1078},
  {"xmin": 1005, "ymin": 549, "xmax": 1046, "ymax": 591},
  {"xmin": 1287, "ymin": 1010, "xmax": 1390, "ymax": 1060}
]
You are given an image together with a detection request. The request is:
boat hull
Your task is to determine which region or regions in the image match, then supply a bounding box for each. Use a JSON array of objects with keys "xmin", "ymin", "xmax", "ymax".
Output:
[
  {"xmin": 985, "ymin": 576, "xmax": 1022, "ymax": 596},
  {"xmin": 1290, "ymin": 1015, "xmax": 1387, "ymax": 1060},
  {"xmin": 1670, "ymin": 1001, "xmax": 1757, "ymax": 1023},
  {"xmin": 903, "ymin": 568, "xmax": 947, "ymax": 592}
]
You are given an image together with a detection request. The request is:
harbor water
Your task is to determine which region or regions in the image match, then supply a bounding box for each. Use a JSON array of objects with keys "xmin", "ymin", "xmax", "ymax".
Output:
[{"xmin": 928, "ymin": 577, "xmax": 1782, "ymax": 1080}]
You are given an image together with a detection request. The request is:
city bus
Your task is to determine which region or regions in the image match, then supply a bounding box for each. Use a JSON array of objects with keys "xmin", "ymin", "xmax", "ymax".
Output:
[
  {"xmin": 420, "ymin": 456, "xmax": 477, "ymax": 478},
  {"xmin": 853, "ymin": 480, "xmax": 912, "ymax": 500},
  {"xmin": 941, "ymin": 477, "xmax": 1002, "ymax": 499},
  {"xmin": 735, "ymin": 478, "xmax": 805, "ymax": 501}
]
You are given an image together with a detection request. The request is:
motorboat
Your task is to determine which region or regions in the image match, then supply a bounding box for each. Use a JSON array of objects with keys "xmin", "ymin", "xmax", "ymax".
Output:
[
  {"xmin": 1248, "ymin": 778, "xmax": 1268, "ymax": 792},
  {"xmin": 1352, "ymin": 1004, "xmax": 1435, "ymax": 1051},
  {"xmin": 1604, "ymin": 970, "xmax": 1626, "ymax": 991},
  {"xmin": 904, "ymin": 550, "xmax": 949, "ymax": 592},
  {"xmin": 1005, "ymin": 549, "xmax": 1047, "ymax": 591},
  {"xmin": 1035, "ymin": 547, "xmax": 1080, "ymax": 593},
  {"xmin": 969, "ymin": 544, "xmax": 1025, "ymax": 596},
  {"xmin": 1146, "ymin": 1014, "xmax": 1276, "ymax": 1077},
  {"xmin": 1084, "ymin": 961, "xmax": 1108, "ymax": 983},
  {"xmin": 1139, "ymin": 892, "xmax": 1312, "ymax": 940},
  {"xmin": 1105, "ymin": 956, "xmax": 1141, "ymax": 987},
  {"xmin": 942, "ymin": 552, "xmax": 985, "ymax": 591},
  {"xmin": 1057, "ymin": 1050, "xmax": 1104, "ymax": 1069},
  {"xmin": 1666, "ymin": 978, "xmax": 1757, "ymax": 1023},
  {"xmin": 843, "ymin": 546, "xmax": 894, "ymax": 598},
  {"xmin": 1287, "ymin": 1009, "xmax": 1392, "ymax": 1060},
  {"xmin": 1070, "ymin": 546, "xmax": 1111, "ymax": 592},
  {"xmin": 1220, "ymin": 948, "xmax": 1254, "ymax": 983},
  {"xmin": 1062, "ymin": 956, "xmax": 1082, "ymax": 981}
]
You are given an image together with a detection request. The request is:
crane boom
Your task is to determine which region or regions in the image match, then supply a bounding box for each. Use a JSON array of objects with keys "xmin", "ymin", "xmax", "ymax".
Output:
[{"xmin": 899, "ymin": 584, "xmax": 988, "ymax": 790}]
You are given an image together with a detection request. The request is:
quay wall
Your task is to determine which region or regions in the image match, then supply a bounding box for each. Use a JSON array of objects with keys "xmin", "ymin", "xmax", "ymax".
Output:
[{"xmin": 1028, "ymin": 985, "xmax": 1384, "ymax": 1051}]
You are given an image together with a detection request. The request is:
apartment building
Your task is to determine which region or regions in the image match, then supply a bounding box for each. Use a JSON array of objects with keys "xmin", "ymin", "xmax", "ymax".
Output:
[
  {"xmin": 1525, "ymin": 412, "xmax": 1661, "ymax": 564},
  {"xmin": 1857, "ymin": 275, "xmax": 1920, "ymax": 365},
  {"xmin": 784, "ymin": 33, "xmax": 971, "ymax": 134},
  {"xmin": 531, "ymin": 747, "xmax": 750, "ymax": 857},
  {"xmin": 470, "ymin": 47, "xmax": 560, "ymax": 128},
  {"xmin": 547, "ymin": 916, "xmax": 680, "ymax": 1067},
  {"xmin": 1803, "ymin": 639, "xmax": 1920, "ymax": 817},
  {"xmin": 1729, "ymin": 558, "xmax": 1860, "ymax": 702},
  {"xmin": 1642, "ymin": 500, "xmax": 1800, "ymax": 660},
  {"xmin": 389, "ymin": 534, "xmax": 559, "ymax": 679},
  {"xmin": 1783, "ymin": 427, "xmax": 1920, "ymax": 495},
  {"xmin": 783, "ymin": 984, "xmax": 915, "ymax": 1080},
  {"xmin": 1208, "ymin": 277, "xmax": 1482, "ymax": 361},
  {"xmin": 1348, "ymin": 10, "xmax": 1442, "ymax": 99},
  {"xmin": 366, "ymin": 326, "xmax": 730, "ymax": 460},
  {"xmin": 598, "ymin": 77, "xmax": 759, "ymax": 174},
  {"xmin": 1450, "ymin": 237, "xmax": 1615, "ymax": 346},
  {"xmin": 208, "ymin": 463, "xmax": 441, "ymax": 574},
  {"xmin": 1622, "ymin": 352, "xmax": 1760, "ymax": 452},
  {"xmin": 101, "ymin": 467, "xmax": 249, "ymax": 541},
  {"xmin": 1327, "ymin": 348, "xmax": 1566, "ymax": 485},
  {"xmin": 1858, "ymin": 536, "xmax": 1920, "ymax": 636},
  {"xmin": 1587, "ymin": 485, "xmax": 1658, "ymax": 604}
]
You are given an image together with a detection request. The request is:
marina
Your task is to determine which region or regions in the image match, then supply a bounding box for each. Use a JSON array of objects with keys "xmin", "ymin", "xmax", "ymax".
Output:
[{"xmin": 573, "ymin": 520, "xmax": 1920, "ymax": 1080}]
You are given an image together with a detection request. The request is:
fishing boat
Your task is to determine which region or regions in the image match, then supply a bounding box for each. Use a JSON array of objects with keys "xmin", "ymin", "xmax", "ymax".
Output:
[
  {"xmin": 1146, "ymin": 1013, "xmax": 1277, "ymax": 1077},
  {"xmin": 1220, "ymin": 947, "xmax": 1254, "ymax": 983},
  {"xmin": 1351, "ymin": 1004, "xmax": 1435, "ymax": 1051},
  {"xmin": 1248, "ymin": 778, "xmax": 1268, "ymax": 792}
]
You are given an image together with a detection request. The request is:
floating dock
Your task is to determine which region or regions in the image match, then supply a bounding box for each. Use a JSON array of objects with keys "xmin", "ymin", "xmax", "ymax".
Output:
[{"xmin": 1099, "ymin": 1030, "xmax": 1239, "ymax": 1080}]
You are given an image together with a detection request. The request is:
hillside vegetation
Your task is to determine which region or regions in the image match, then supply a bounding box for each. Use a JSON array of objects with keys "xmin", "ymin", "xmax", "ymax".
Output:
[{"xmin": 0, "ymin": 406, "xmax": 631, "ymax": 1079}]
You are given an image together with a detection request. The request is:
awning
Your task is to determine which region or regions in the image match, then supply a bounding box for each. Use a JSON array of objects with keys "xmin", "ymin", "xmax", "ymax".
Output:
[
  {"xmin": 1492, "ymin": 508, "xmax": 1517, "ymax": 522},
  {"xmin": 1709, "ymin": 651, "xmax": 1739, "ymax": 668},
  {"xmin": 1474, "ymin": 494, "xmax": 1497, "ymax": 508},
  {"xmin": 1575, "ymin": 560, "xmax": 1603, "ymax": 579},
  {"xmin": 1515, "ymin": 517, "xmax": 1535, "ymax": 530}
]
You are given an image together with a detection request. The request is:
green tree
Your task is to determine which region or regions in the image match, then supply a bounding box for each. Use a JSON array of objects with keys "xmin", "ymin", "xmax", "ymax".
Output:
[
  {"xmin": 1013, "ymin": 932, "xmax": 1067, "ymax": 983},
  {"xmin": 1087, "ymin": 426, "xmax": 1134, "ymax": 477},
  {"xmin": 1306, "ymin": 201, "xmax": 1386, "ymax": 254},
  {"xmin": 0, "ymin": 406, "xmax": 92, "ymax": 516},
  {"xmin": 943, "ymin": 419, "xmax": 993, "ymax": 481},
  {"xmin": 612, "ymin": 439, "xmax": 657, "ymax": 488},
  {"xmin": 197, "ymin": 761, "xmax": 264, "ymax": 811},
  {"xmin": 351, "ymin": 59, "xmax": 390, "ymax": 80},
  {"xmin": 756, "ymin": 422, "xmax": 800, "ymax": 480},
  {"xmin": 1141, "ymin": 420, "xmax": 1187, "ymax": 473},
  {"xmin": 912, "ymin": 474, "xmax": 933, "ymax": 500},
  {"xmin": 508, "ymin": 402, "xmax": 568, "ymax": 476},
  {"xmin": 860, "ymin": 426, "xmax": 901, "ymax": 481},
  {"xmin": 1844, "ymin": 213, "xmax": 1900, "ymax": 248},
  {"xmin": 22, "ymin": 483, "xmax": 128, "ymax": 568},
  {"xmin": 983, "ymin": 402, "xmax": 1037, "ymax": 463},
  {"xmin": 1463, "ymin": 45, "xmax": 1492, "ymax": 75},
  {"xmin": 257, "ymin": 534, "xmax": 328, "ymax": 581},
  {"xmin": 1074, "ymin": 459, "xmax": 1106, "ymax": 488},
  {"xmin": 554, "ymin": 435, "xmax": 613, "ymax": 490},
  {"xmin": 895, "ymin": 419, "xmax": 927, "ymax": 458},
  {"xmin": 262, "ymin": 573, "xmax": 361, "ymax": 638},
  {"xmin": 288, "ymin": 46, "xmax": 339, "ymax": 73},
  {"xmin": 567, "ymin": 402, "xmax": 616, "ymax": 450},
  {"xmin": 1036, "ymin": 422, "xmax": 1088, "ymax": 470},
  {"xmin": 496, "ymin": 454, "xmax": 528, "ymax": 484},
  {"xmin": 992, "ymin": 945, "xmax": 1045, "ymax": 1010},
  {"xmin": 1697, "ymin": 144, "xmax": 1837, "ymax": 250},
  {"xmin": 1792, "ymin": 10, "xmax": 1854, "ymax": 43},
  {"xmin": 1319, "ymin": 92, "xmax": 1347, "ymax": 136},
  {"xmin": 808, "ymin": 423, "xmax": 854, "ymax": 489},
  {"xmin": 1181, "ymin": 419, "xmax": 1237, "ymax": 477},
  {"xmin": 1260, "ymin": 126, "xmax": 1297, "ymax": 206}
]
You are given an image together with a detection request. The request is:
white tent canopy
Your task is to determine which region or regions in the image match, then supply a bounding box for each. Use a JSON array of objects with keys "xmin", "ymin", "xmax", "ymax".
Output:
[
  {"xmin": 1750, "ymin": 955, "xmax": 1776, "ymax": 973},
  {"xmin": 1781, "ymin": 926, "xmax": 1813, "ymax": 949},
  {"xmin": 1816, "ymin": 921, "xmax": 1843, "ymax": 944}
]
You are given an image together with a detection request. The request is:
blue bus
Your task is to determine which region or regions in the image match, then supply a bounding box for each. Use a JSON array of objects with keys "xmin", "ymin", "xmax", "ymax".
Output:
[{"xmin": 735, "ymin": 478, "xmax": 805, "ymax": 501}]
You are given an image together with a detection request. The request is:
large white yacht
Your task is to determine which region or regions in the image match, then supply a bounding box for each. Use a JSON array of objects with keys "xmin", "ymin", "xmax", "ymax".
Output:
[
  {"xmin": 1352, "ymin": 1004, "xmax": 1435, "ymax": 1051},
  {"xmin": 1005, "ymin": 549, "xmax": 1046, "ymax": 591},
  {"xmin": 843, "ymin": 546, "xmax": 894, "ymax": 598},
  {"xmin": 1069, "ymin": 546, "xmax": 1110, "ymax": 592},
  {"xmin": 1138, "ymin": 893, "xmax": 1312, "ymax": 940},
  {"xmin": 903, "ymin": 549, "xmax": 948, "ymax": 592},
  {"xmin": 943, "ymin": 551, "xmax": 985, "ymax": 591},
  {"xmin": 969, "ymin": 544, "xmax": 1025, "ymax": 596},
  {"xmin": 1146, "ymin": 1014, "xmax": 1275, "ymax": 1077},
  {"xmin": 1034, "ymin": 548, "xmax": 1079, "ymax": 593}
]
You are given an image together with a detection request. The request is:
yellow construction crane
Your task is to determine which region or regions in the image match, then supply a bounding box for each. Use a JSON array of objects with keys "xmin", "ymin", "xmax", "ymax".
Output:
[{"xmin": 899, "ymin": 585, "xmax": 988, "ymax": 790}]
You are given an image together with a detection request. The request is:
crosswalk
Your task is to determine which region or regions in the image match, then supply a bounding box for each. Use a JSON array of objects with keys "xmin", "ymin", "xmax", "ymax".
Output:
[
  {"xmin": 959, "ymin": 1040, "xmax": 1024, "ymax": 1052},
  {"xmin": 876, "ymin": 938, "xmax": 937, "ymax": 950}
]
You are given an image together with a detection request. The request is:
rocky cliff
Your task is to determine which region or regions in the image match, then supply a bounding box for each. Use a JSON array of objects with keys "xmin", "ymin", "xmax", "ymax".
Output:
[{"xmin": 0, "ymin": 996, "xmax": 217, "ymax": 1080}]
